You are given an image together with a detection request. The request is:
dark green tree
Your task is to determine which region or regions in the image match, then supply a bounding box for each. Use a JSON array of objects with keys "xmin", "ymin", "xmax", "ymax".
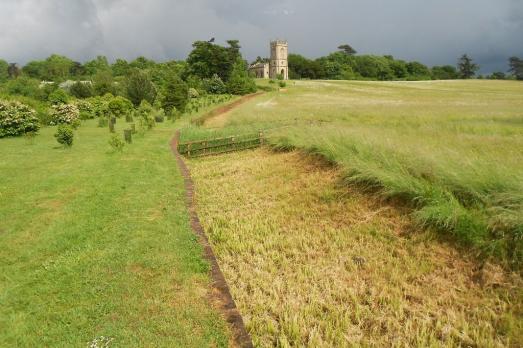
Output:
[
  {"xmin": 458, "ymin": 54, "xmax": 479, "ymax": 79},
  {"xmin": 406, "ymin": 61, "xmax": 431, "ymax": 79},
  {"xmin": 84, "ymin": 56, "xmax": 111, "ymax": 76},
  {"xmin": 431, "ymin": 65, "xmax": 459, "ymax": 80},
  {"xmin": 129, "ymin": 56, "xmax": 156, "ymax": 70},
  {"xmin": 8, "ymin": 63, "xmax": 21, "ymax": 79},
  {"xmin": 186, "ymin": 40, "xmax": 241, "ymax": 82},
  {"xmin": 508, "ymin": 57, "xmax": 523, "ymax": 80},
  {"xmin": 161, "ymin": 73, "xmax": 189, "ymax": 113},
  {"xmin": 338, "ymin": 44, "xmax": 357, "ymax": 56},
  {"xmin": 70, "ymin": 81, "xmax": 94, "ymax": 98},
  {"xmin": 44, "ymin": 54, "xmax": 74, "ymax": 81},
  {"xmin": 22, "ymin": 60, "xmax": 46, "ymax": 79},
  {"xmin": 226, "ymin": 59, "xmax": 256, "ymax": 95},
  {"xmin": 93, "ymin": 71, "xmax": 116, "ymax": 96},
  {"xmin": 111, "ymin": 59, "xmax": 130, "ymax": 77},
  {"xmin": 124, "ymin": 68, "xmax": 157, "ymax": 106},
  {"xmin": 487, "ymin": 72, "xmax": 506, "ymax": 80}
]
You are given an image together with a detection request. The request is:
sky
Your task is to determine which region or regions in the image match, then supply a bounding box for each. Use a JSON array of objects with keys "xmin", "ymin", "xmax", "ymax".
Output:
[{"xmin": 0, "ymin": 0, "xmax": 522, "ymax": 73}]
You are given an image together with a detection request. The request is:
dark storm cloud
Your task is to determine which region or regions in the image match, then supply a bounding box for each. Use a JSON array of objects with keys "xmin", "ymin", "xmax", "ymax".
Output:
[{"xmin": 1, "ymin": 0, "xmax": 521, "ymax": 73}]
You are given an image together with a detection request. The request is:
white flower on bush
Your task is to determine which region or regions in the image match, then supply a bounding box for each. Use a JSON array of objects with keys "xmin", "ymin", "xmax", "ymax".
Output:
[
  {"xmin": 0, "ymin": 100, "xmax": 40, "ymax": 137},
  {"xmin": 51, "ymin": 103, "xmax": 80, "ymax": 125}
]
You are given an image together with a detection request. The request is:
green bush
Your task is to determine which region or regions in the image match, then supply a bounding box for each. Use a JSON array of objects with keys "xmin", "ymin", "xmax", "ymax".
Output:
[
  {"xmin": 70, "ymin": 81, "xmax": 94, "ymax": 98},
  {"xmin": 48, "ymin": 89, "xmax": 69, "ymax": 105},
  {"xmin": 50, "ymin": 104, "xmax": 80, "ymax": 127},
  {"xmin": 137, "ymin": 100, "xmax": 155, "ymax": 130},
  {"xmin": 5, "ymin": 77, "xmax": 41, "ymax": 98},
  {"xmin": 203, "ymin": 74, "xmax": 227, "ymax": 94},
  {"xmin": 76, "ymin": 100, "xmax": 94, "ymax": 120},
  {"xmin": 0, "ymin": 100, "xmax": 40, "ymax": 137},
  {"xmin": 88, "ymin": 96, "xmax": 111, "ymax": 119},
  {"xmin": 279, "ymin": 81, "xmax": 287, "ymax": 88},
  {"xmin": 108, "ymin": 96, "xmax": 133, "ymax": 118},
  {"xmin": 108, "ymin": 134, "xmax": 125, "ymax": 152},
  {"xmin": 54, "ymin": 124, "xmax": 74, "ymax": 147}
]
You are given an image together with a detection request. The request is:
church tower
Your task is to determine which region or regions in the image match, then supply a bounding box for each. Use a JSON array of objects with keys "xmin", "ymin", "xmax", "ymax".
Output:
[{"xmin": 269, "ymin": 40, "xmax": 288, "ymax": 80}]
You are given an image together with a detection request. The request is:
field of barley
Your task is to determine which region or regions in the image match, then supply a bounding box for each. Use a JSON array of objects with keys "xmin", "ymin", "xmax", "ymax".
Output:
[{"xmin": 183, "ymin": 79, "xmax": 523, "ymax": 268}]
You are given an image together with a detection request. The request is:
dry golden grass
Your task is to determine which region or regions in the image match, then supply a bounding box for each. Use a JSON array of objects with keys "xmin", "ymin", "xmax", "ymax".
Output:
[{"xmin": 189, "ymin": 148, "xmax": 523, "ymax": 347}]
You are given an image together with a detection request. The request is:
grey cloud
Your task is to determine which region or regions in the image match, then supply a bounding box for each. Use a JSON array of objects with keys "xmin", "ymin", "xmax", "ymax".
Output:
[{"xmin": 0, "ymin": 0, "xmax": 522, "ymax": 73}]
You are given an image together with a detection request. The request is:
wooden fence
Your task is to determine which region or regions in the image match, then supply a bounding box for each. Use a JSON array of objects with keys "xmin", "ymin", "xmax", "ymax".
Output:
[{"xmin": 177, "ymin": 132, "xmax": 265, "ymax": 158}]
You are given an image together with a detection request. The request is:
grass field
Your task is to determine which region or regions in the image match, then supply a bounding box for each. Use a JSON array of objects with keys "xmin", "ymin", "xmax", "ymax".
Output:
[
  {"xmin": 182, "ymin": 80, "xmax": 523, "ymax": 268},
  {"xmin": 0, "ymin": 119, "xmax": 231, "ymax": 346},
  {"xmin": 189, "ymin": 148, "xmax": 523, "ymax": 347}
]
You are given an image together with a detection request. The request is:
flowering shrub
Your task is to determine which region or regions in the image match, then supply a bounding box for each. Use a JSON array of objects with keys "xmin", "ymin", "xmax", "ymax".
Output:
[
  {"xmin": 76, "ymin": 100, "xmax": 94, "ymax": 119},
  {"xmin": 50, "ymin": 104, "xmax": 80, "ymax": 127},
  {"xmin": 0, "ymin": 100, "xmax": 40, "ymax": 137}
]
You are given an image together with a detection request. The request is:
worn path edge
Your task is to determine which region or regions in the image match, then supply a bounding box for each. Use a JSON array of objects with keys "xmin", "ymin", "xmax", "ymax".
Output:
[{"xmin": 171, "ymin": 93, "xmax": 262, "ymax": 347}]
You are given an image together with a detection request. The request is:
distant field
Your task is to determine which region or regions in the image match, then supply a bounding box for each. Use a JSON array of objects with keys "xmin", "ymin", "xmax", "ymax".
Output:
[
  {"xmin": 182, "ymin": 80, "xmax": 523, "ymax": 268},
  {"xmin": 0, "ymin": 120, "xmax": 229, "ymax": 346}
]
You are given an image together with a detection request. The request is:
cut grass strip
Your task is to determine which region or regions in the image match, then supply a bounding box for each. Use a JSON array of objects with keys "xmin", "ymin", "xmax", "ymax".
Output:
[{"xmin": 189, "ymin": 148, "xmax": 523, "ymax": 347}]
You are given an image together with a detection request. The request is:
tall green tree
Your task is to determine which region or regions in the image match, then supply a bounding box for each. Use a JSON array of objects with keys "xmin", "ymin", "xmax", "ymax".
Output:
[
  {"xmin": 226, "ymin": 59, "xmax": 256, "ymax": 95},
  {"xmin": 458, "ymin": 54, "xmax": 479, "ymax": 79},
  {"xmin": 84, "ymin": 56, "xmax": 110, "ymax": 76},
  {"xmin": 508, "ymin": 57, "xmax": 523, "ymax": 80},
  {"xmin": 45, "ymin": 54, "xmax": 74, "ymax": 81},
  {"xmin": 186, "ymin": 40, "xmax": 241, "ymax": 82},
  {"xmin": 161, "ymin": 73, "xmax": 188, "ymax": 113},
  {"xmin": 431, "ymin": 65, "xmax": 459, "ymax": 80},
  {"xmin": 111, "ymin": 59, "xmax": 130, "ymax": 77},
  {"xmin": 129, "ymin": 56, "xmax": 156, "ymax": 70},
  {"xmin": 338, "ymin": 44, "xmax": 357, "ymax": 56},
  {"xmin": 93, "ymin": 71, "xmax": 116, "ymax": 96},
  {"xmin": 8, "ymin": 63, "xmax": 21, "ymax": 79},
  {"xmin": 406, "ymin": 61, "xmax": 431, "ymax": 79},
  {"xmin": 124, "ymin": 68, "xmax": 157, "ymax": 106},
  {"xmin": 22, "ymin": 60, "xmax": 46, "ymax": 79}
]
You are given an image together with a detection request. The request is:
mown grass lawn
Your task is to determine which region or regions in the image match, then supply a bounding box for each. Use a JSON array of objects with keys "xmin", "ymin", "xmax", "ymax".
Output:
[
  {"xmin": 182, "ymin": 79, "xmax": 523, "ymax": 268},
  {"xmin": 0, "ymin": 120, "xmax": 229, "ymax": 346}
]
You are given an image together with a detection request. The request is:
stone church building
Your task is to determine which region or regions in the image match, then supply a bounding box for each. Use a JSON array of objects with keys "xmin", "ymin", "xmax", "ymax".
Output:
[{"xmin": 249, "ymin": 40, "xmax": 289, "ymax": 80}]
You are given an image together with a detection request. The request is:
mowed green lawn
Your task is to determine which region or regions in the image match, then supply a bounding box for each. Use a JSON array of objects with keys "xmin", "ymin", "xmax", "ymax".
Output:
[
  {"xmin": 0, "ymin": 120, "xmax": 229, "ymax": 346},
  {"xmin": 184, "ymin": 80, "xmax": 523, "ymax": 268}
]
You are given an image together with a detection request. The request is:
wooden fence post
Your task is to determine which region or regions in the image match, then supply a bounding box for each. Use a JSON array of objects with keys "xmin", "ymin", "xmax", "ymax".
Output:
[
  {"xmin": 109, "ymin": 118, "xmax": 115, "ymax": 133},
  {"xmin": 259, "ymin": 130, "xmax": 264, "ymax": 145},
  {"xmin": 187, "ymin": 143, "xmax": 191, "ymax": 158}
]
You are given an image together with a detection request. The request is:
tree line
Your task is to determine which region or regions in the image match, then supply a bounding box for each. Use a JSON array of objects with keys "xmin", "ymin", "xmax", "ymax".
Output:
[
  {"xmin": 0, "ymin": 39, "xmax": 256, "ymax": 113},
  {"xmin": 286, "ymin": 45, "xmax": 523, "ymax": 81}
]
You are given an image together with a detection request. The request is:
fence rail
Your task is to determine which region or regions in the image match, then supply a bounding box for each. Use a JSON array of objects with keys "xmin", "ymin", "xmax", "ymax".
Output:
[{"xmin": 177, "ymin": 132, "xmax": 265, "ymax": 158}]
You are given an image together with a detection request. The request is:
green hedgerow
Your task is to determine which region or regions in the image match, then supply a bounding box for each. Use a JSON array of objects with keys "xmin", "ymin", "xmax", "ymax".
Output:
[
  {"xmin": 54, "ymin": 124, "xmax": 74, "ymax": 147},
  {"xmin": 0, "ymin": 100, "xmax": 40, "ymax": 138}
]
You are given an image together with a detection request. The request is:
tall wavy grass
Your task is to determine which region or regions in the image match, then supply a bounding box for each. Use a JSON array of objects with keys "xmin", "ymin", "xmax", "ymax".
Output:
[{"xmin": 183, "ymin": 80, "xmax": 523, "ymax": 268}]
